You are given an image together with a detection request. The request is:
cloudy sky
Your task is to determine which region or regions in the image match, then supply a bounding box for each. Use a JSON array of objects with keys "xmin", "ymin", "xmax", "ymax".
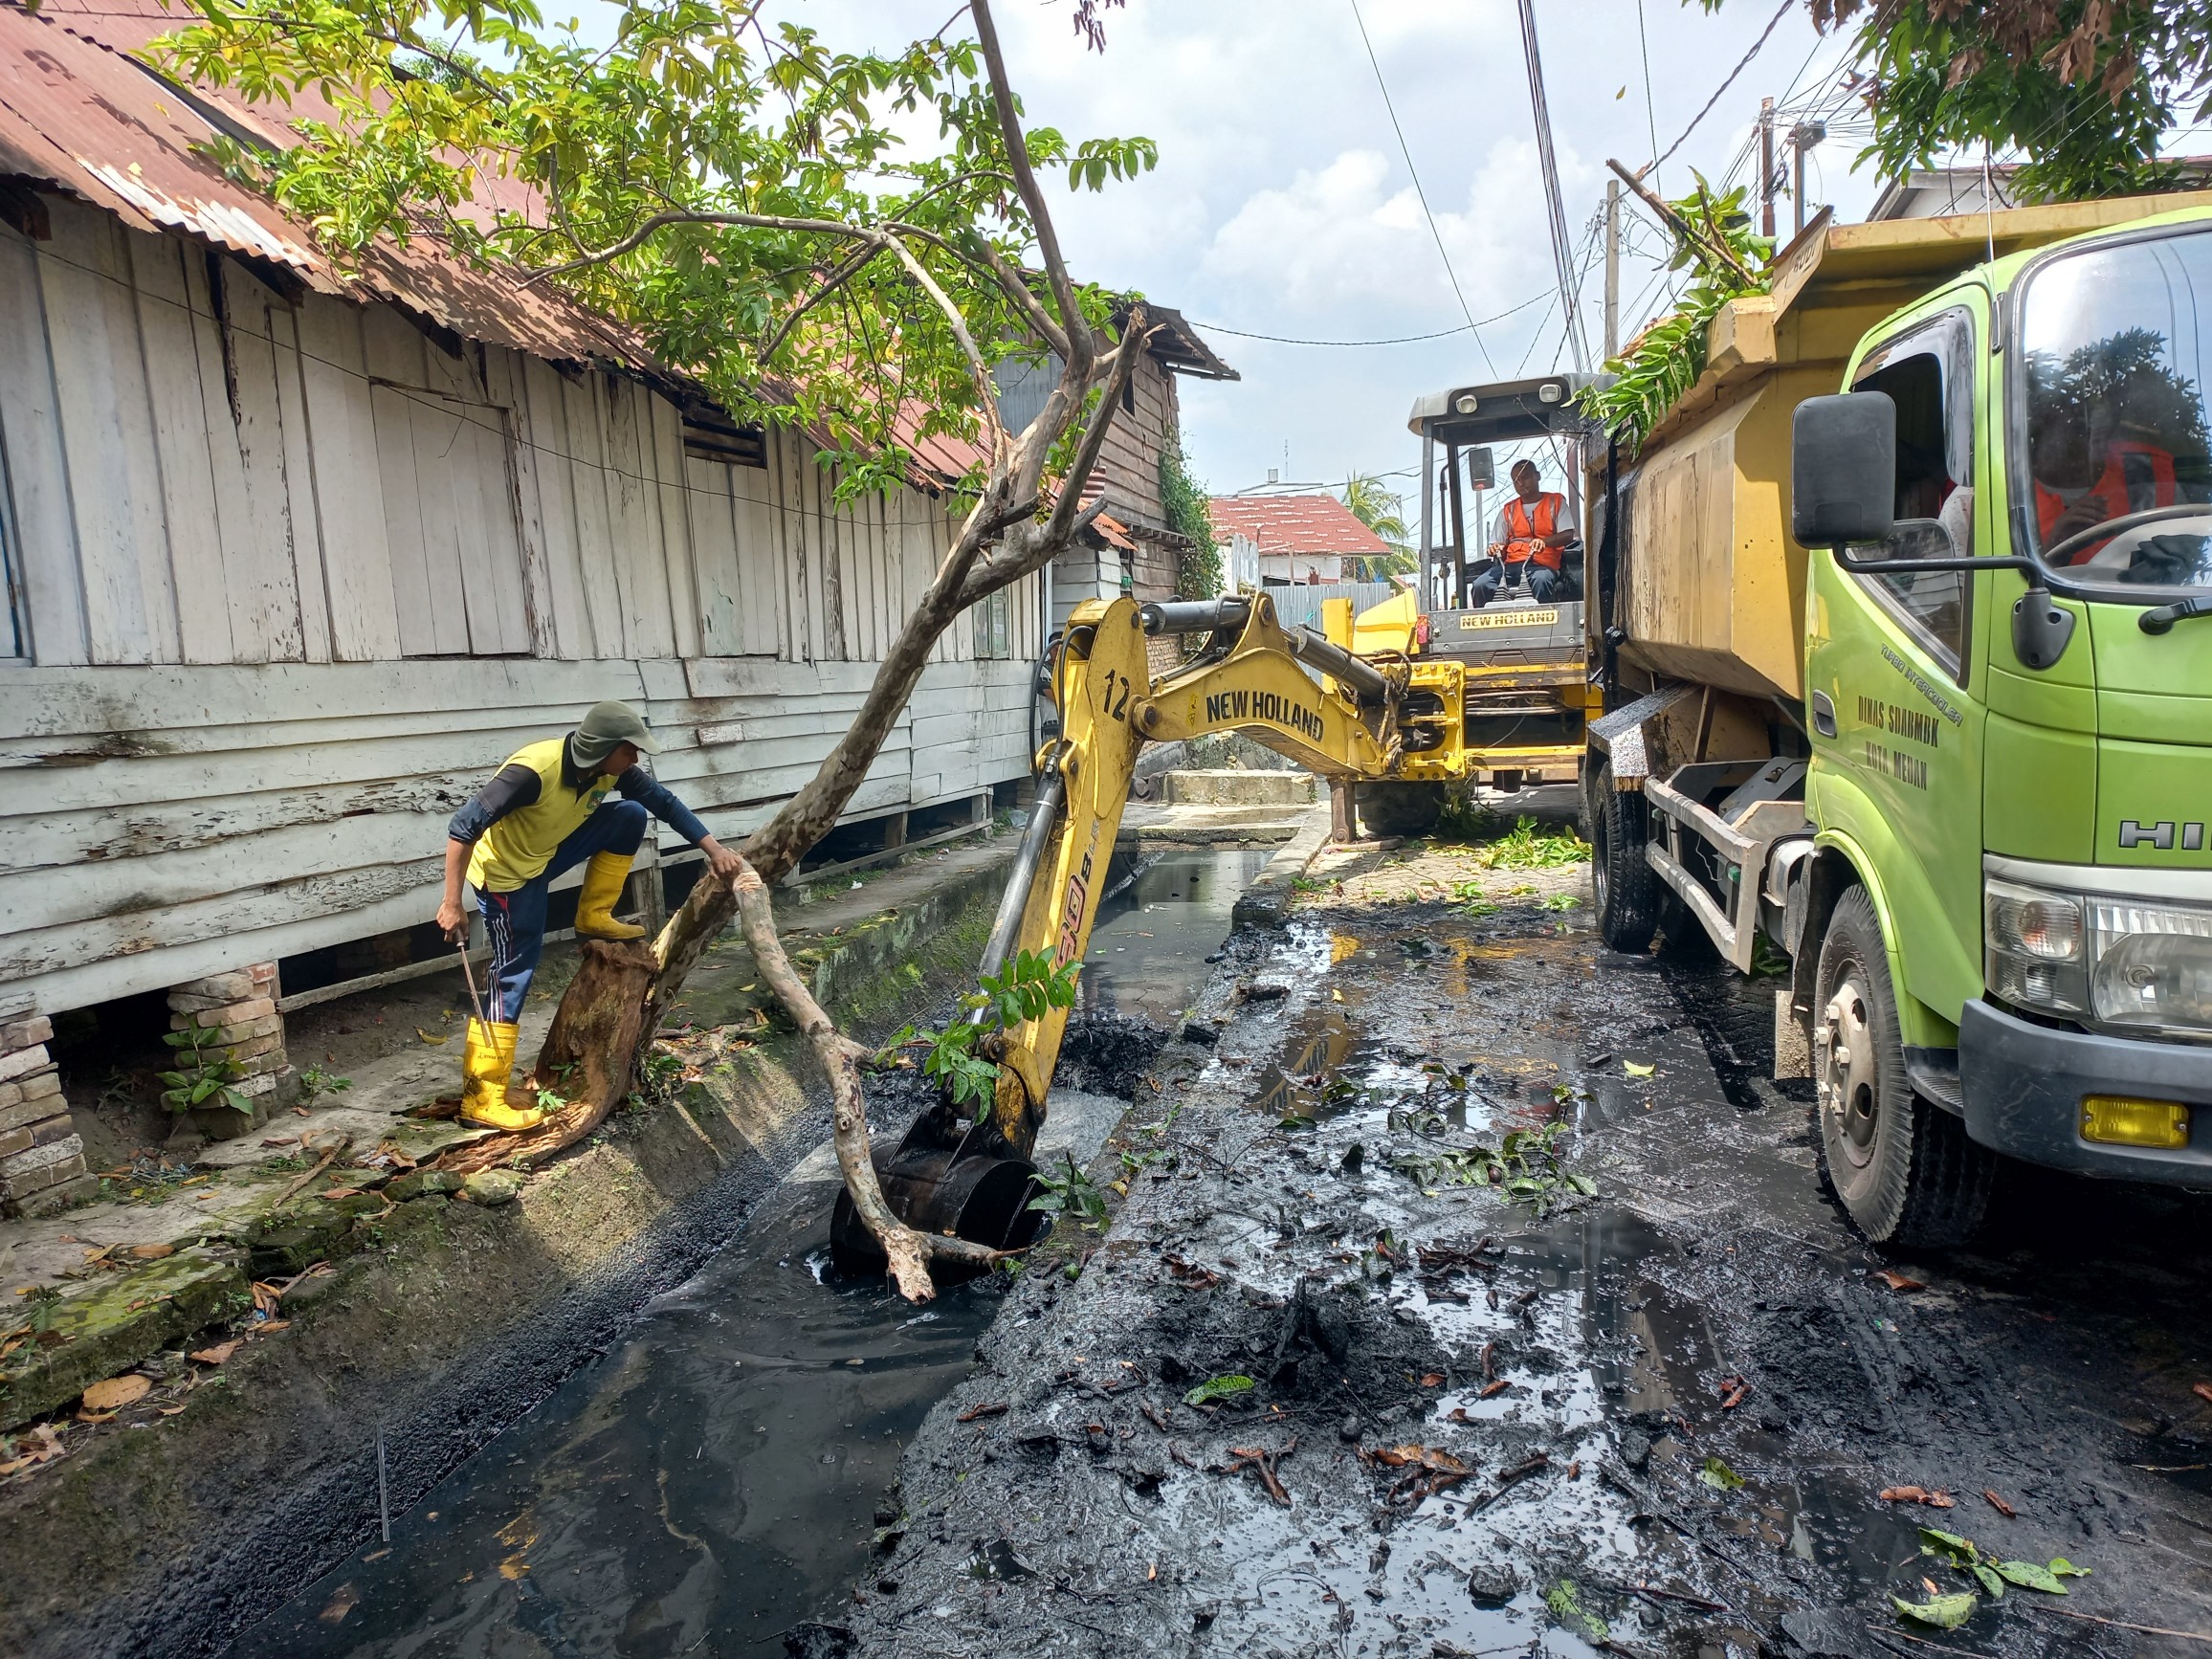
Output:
[{"xmin": 900, "ymin": 0, "xmax": 1889, "ymax": 504}]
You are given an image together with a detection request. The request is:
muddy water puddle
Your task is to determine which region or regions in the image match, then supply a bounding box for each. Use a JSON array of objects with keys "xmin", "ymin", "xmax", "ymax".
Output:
[
  {"xmin": 1076, "ymin": 847, "xmax": 1274, "ymax": 1024},
  {"xmin": 230, "ymin": 848, "xmax": 1269, "ymax": 1657},
  {"xmin": 231, "ymin": 1179, "xmax": 999, "ymax": 1656}
]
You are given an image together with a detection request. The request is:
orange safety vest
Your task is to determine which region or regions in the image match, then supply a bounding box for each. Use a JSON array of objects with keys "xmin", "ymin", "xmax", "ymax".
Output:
[
  {"xmin": 2034, "ymin": 441, "xmax": 2178, "ymax": 563},
  {"xmin": 1500, "ymin": 493, "xmax": 1568, "ymax": 571}
]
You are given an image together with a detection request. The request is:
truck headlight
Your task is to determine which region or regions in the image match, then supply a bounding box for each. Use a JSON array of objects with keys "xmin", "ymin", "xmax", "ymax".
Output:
[
  {"xmin": 2089, "ymin": 899, "xmax": 2212, "ymax": 1035},
  {"xmin": 1986, "ymin": 877, "xmax": 2212, "ymax": 1037},
  {"xmin": 1985, "ymin": 879, "xmax": 2087, "ymax": 1014}
]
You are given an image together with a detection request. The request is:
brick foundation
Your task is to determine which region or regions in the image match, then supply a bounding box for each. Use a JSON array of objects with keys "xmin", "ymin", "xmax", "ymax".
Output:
[
  {"xmin": 166, "ymin": 962, "xmax": 298, "ymax": 1140},
  {"xmin": 0, "ymin": 1016, "xmax": 94, "ymax": 1218}
]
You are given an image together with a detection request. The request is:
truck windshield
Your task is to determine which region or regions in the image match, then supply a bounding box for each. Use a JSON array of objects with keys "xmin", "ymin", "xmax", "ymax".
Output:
[{"xmin": 2016, "ymin": 226, "xmax": 2212, "ymax": 593}]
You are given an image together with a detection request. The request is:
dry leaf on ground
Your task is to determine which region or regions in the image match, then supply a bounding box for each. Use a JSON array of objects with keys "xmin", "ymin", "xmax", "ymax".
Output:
[
  {"xmin": 1880, "ymin": 1485, "xmax": 1957, "ymax": 1508},
  {"xmin": 80, "ymin": 1375, "xmax": 151, "ymax": 1412},
  {"xmin": 129, "ymin": 1243, "xmax": 174, "ymax": 1261},
  {"xmin": 189, "ymin": 1340, "xmax": 240, "ymax": 1366},
  {"xmin": 1983, "ymin": 1489, "xmax": 2017, "ymax": 1517},
  {"xmin": 1877, "ymin": 1272, "xmax": 1927, "ymax": 1292}
]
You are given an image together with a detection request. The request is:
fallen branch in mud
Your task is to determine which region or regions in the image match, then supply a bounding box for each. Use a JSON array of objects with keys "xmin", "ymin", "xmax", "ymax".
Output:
[
  {"xmin": 2027, "ymin": 1606, "xmax": 2212, "ymax": 1645},
  {"xmin": 726, "ymin": 856, "xmax": 1003, "ymax": 1302},
  {"xmin": 1219, "ymin": 1437, "xmax": 1296, "ymax": 1506}
]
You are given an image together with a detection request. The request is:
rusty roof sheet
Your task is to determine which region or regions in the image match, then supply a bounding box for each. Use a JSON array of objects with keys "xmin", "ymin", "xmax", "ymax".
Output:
[
  {"xmin": 0, "ymin": 0, "xmax": 664, "ymax": 371},
  {"xmin": 1207, "ymin": 494, "xmax": 1388, "ymax": 558}
]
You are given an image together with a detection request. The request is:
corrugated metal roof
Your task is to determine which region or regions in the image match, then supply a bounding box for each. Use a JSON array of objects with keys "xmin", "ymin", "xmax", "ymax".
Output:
[
  {"xmin": 0, "ymin": 0, "xmax": 664, "ymax": 371},
  {"xmin": 1208, "ymin": 494, "xmax": 1388, "ymax": 557}
]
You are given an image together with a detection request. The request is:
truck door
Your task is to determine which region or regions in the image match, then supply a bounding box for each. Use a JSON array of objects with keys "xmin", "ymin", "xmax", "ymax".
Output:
[{"xmin": 1806, "ymin": 304, "xmax": 1988, "ymax": 1029}]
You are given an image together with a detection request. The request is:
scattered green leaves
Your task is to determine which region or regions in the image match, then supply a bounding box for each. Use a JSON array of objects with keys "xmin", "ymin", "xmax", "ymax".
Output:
[
  {"xmin": 1386, "ymin": 1117, "xmax": 1593, "ymax": 1215},
  {"xmin": 1539, "ymin": 893, "xmax": 1581, "ymax": 913},
  {"xmin": 1183, "ymin": 1374, "xmax": 1255, "ymax": 1407},
  {"xmin": 1914, "ymin": 1526, "xmax": 2087, "ymax": 1612},
  {"xmin": 1544, "ymin": 1580, "xmax": 1610, "ymax": 1645},
  {"xmin": 1700, "ymin": 1454, "xmax": 1746, "ymax": 1491},
  {"xmin": 1027, "ymin": 1151, "xmax": 1108, "ymax": 1228},
  {"xmin": 1891, "ymin": 1592, "xmax": 1979, "ymax": 1630},
  {"xmin": 1474, "ymin": 816, "xmax": 1591, "ymax": 872}
]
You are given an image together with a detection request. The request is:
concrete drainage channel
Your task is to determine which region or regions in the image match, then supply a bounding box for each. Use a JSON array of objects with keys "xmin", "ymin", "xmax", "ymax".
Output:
[{"xmin": 210, "ymin": 831, "xmax": 1302, "ymax": 1654}]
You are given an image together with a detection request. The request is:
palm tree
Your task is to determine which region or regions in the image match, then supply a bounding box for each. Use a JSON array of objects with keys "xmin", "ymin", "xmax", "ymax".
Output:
[{"xmin": 1343, "ymin": 474, "xmax": 1415, "ymax": 579}]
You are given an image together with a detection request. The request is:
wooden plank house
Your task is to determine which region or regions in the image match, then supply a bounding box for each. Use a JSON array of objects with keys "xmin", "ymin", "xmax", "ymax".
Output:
[{"xmin": 0, "ymin": 0, "xmax": 1232, "ymax": 1188}]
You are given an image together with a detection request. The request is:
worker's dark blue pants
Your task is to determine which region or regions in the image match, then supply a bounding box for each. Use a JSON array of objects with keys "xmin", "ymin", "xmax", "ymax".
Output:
[
  {"xmin": 1468, "ymin": 561, "xmax": 1566, "ymax": 608},
  {"xmin": 475, "ymin": 800, "xmax": 647, "ymax": 1022}
]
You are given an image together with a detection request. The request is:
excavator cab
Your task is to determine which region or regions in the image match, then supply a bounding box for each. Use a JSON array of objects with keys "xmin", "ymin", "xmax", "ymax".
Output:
[{"xmin": 1398, "ymin": 374, "xmax": 1602, "ymax": 797}]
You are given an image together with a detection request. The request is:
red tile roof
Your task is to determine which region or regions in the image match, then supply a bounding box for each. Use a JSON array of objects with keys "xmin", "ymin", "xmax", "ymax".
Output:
[{"xmin": 1207, "ymin": 494, "xmax": 1388, "ymax": 557}]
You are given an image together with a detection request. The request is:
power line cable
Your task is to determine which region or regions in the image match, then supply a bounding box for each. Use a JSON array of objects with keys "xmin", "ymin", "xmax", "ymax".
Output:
[
  {"xmin": 1635, "ymin": 0, "xmax": 1663, "ymax": 191},
  {"xmin": 1188, "ymin": 289, "xmax": 1550, "ymax": 347},
  {"xmin": 1345, "ymin": 0, "xmax": 1497, "ymax": 375},
  {"xmin": 1644, "ymin": 0, "xmax": 1794, "ymax": 179},
  {"xmin": 1516, "ymin": 0, "xmax": 1591, "ymax": 373}
]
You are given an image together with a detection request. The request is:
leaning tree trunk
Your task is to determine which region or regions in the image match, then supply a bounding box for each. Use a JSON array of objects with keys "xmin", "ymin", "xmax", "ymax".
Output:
[{"xmin": 430, "ymin": 296, "xmax": 1155, "ymax": 1294}]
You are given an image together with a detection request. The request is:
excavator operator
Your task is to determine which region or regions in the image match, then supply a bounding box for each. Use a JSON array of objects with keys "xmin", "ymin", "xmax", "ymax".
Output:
[{"xmin": 1470, "ymin": 458, "xmax": 1577, "ymax": 607}]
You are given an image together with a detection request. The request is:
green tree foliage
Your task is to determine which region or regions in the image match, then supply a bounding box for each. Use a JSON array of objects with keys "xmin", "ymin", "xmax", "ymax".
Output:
[
  {"xmin": 1161, "ymin": 436, "xmax": 1224, "ymax": 598},
  {"xmin": 157, "ymin": 0, "xmax": 1156, "ymax": 496},
  {"xmin": 1712, "ymin": 1, "xmax": 2211, "ymax": 203},
  {"xmin": 1581, "ymin": 177, "xmax": 1771, "ymax": 448},
  {"xmin": 1342, "ymin": 473, "xmax": 1413, "ymax": 578}
]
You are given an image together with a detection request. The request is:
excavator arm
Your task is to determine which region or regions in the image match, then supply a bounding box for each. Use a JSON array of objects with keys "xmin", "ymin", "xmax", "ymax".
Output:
[
  {"xmin": 830, "ymin": 591, "xmax": 1465, "ymax": 1270},
  {"xmin": 980, "ymin": 592, "xmax": 1463, "ymax": 1155}
]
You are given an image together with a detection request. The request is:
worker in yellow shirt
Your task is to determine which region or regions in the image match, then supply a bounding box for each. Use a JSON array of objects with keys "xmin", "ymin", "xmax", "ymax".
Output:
[{"xmin": 435, "ymin": 701, "xmax": 743, "ymax": 1129}]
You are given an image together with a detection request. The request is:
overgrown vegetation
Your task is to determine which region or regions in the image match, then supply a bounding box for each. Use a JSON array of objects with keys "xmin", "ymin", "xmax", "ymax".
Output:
[
  {"xmin": 1162, "ymin": 435, "xmax": 1223, "ymax": 599},
  {"xmin": 157, "ymin": 1028, "xmax": 248, "ymax": 1117},
  {"xmin": 1716, "ymin": 0, "xmax": 2211, "ymax": 203},
  {"xmin": 880, "ymin": 950, "xmax": 1080, "ymax": 1120},
  {"xmin": 1581, "ymin": 177, "xmax": 1771, "ymax": 449}
]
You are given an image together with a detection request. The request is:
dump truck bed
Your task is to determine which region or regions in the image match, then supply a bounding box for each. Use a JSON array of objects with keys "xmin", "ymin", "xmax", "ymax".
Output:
[{"xmin": 1602, "ymin": 189, "xmax": 2212, "ymax": 702}]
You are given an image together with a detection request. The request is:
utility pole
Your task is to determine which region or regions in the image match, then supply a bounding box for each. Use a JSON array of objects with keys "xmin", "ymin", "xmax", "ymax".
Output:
[
  {"xmin": 1759, "ymin": 97, "xmax": 1776, "ymax": 240},
  {"xmin": 1604, "ymin": 178, "xmax": 1621, "ymax": 362},
  {"xmin": 1791, "ymin": 121, "xmax": 1825, "ymax": 237}
]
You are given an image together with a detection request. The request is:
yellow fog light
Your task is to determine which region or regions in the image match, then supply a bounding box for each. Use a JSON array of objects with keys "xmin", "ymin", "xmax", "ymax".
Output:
[{"xmin": 2079, "ymin": 1095, "xmax": 2191, "ymax": 1149}]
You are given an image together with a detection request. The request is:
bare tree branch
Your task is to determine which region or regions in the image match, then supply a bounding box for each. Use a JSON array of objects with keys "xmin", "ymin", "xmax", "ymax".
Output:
[
  {"xmin": 880, "ymin": 234, "xmax": 1007, "ymax": 455},
  {"xmin": 969, "ymin": 0, "xmax": 1091, "ymax": 374},
  {"xmin": 518, "ymin": 208, "xmax": 893, "ymax": 289},
  {"xmin": 726, "ymin": 857, "xmax": 1002, "ymax": 1299},
  {"xmin": 1037, "ymin": 306, "xmax": 1152, "ymax": 545}
]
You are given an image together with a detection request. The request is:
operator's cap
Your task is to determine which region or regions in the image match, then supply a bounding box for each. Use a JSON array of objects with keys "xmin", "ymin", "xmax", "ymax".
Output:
[{"xmin": 571, "ymin": 699, "xmax": 662, "ymax": 765}]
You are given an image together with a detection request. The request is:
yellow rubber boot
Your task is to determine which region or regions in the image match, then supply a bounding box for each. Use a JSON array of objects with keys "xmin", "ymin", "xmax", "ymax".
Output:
[
  {"xmin": 574, "ymin": 852, "xmax": 647, "ymax": 940},
  {"xmin": 459, "ymin": 1019, "xmax": 548, "ymax": 1131}
]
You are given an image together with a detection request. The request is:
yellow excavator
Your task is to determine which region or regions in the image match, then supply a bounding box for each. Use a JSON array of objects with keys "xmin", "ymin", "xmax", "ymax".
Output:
[
  {"xmin": 831, "ymin": 377, "xmax": 1601, "ymax": 1262},
  {"xmin": 831, "ymin": 586, "xmax": 1480, "ymax": 1261}
]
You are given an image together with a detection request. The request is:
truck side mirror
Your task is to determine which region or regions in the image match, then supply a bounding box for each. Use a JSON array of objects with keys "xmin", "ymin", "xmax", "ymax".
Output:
[{"xmin": 1792, "ymin": 392, "xmax": 1896, "ymax": 548}]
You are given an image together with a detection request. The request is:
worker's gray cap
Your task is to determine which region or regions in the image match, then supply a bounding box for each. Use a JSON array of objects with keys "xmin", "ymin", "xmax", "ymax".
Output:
[{"xmin": 571, "ymin": 699, "xmax": 661, "ymax": 765}]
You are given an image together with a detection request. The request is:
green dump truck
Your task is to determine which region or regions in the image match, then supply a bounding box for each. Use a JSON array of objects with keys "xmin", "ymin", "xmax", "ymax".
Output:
[{"xmin": 1585, "ymin": 194, "xmax": 2212, "ymax": 1247}]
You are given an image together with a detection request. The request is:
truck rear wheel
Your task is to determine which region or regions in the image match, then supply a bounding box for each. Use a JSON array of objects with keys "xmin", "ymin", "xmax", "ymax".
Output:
[
  {"xmin": 1590, "ymin": 763, "xmax": 1660, "ymax": 953},
  {"xmin": 1357, "ymin": 781, "xmax": 1443, "ymax": 838},
  {"xmin": 1813, "ymin": 888, "xmax": 1994, "ymax": 1249}
]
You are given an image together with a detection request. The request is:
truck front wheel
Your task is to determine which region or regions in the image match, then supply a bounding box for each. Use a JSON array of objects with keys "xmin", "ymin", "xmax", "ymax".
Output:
[
  {"xmin": 1590, "ymin": 763, "xmax": 1660, "ymax": 953},
  {"xmin": 1813, "ymin": 888, "xmax": 1994, "ymax": 1249}
]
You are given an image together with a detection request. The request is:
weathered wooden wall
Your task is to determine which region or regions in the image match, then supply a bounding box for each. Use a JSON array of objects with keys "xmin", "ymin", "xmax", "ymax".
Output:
[{"xmin": 0, "ymin": 198, "xmax": 1039, "ymax": 1017}]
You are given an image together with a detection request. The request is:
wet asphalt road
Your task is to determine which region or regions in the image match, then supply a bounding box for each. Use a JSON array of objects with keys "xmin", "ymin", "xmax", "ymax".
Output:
[{"xmin": 850, "ymin": 842, "xmax": 2212, "ymax": 1659}]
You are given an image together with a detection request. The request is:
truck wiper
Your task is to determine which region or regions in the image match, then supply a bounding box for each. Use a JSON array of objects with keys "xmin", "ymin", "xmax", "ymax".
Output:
[{"xmin": 2138, "ymin": 594, "xmax": 2212, "ymax": 633}]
